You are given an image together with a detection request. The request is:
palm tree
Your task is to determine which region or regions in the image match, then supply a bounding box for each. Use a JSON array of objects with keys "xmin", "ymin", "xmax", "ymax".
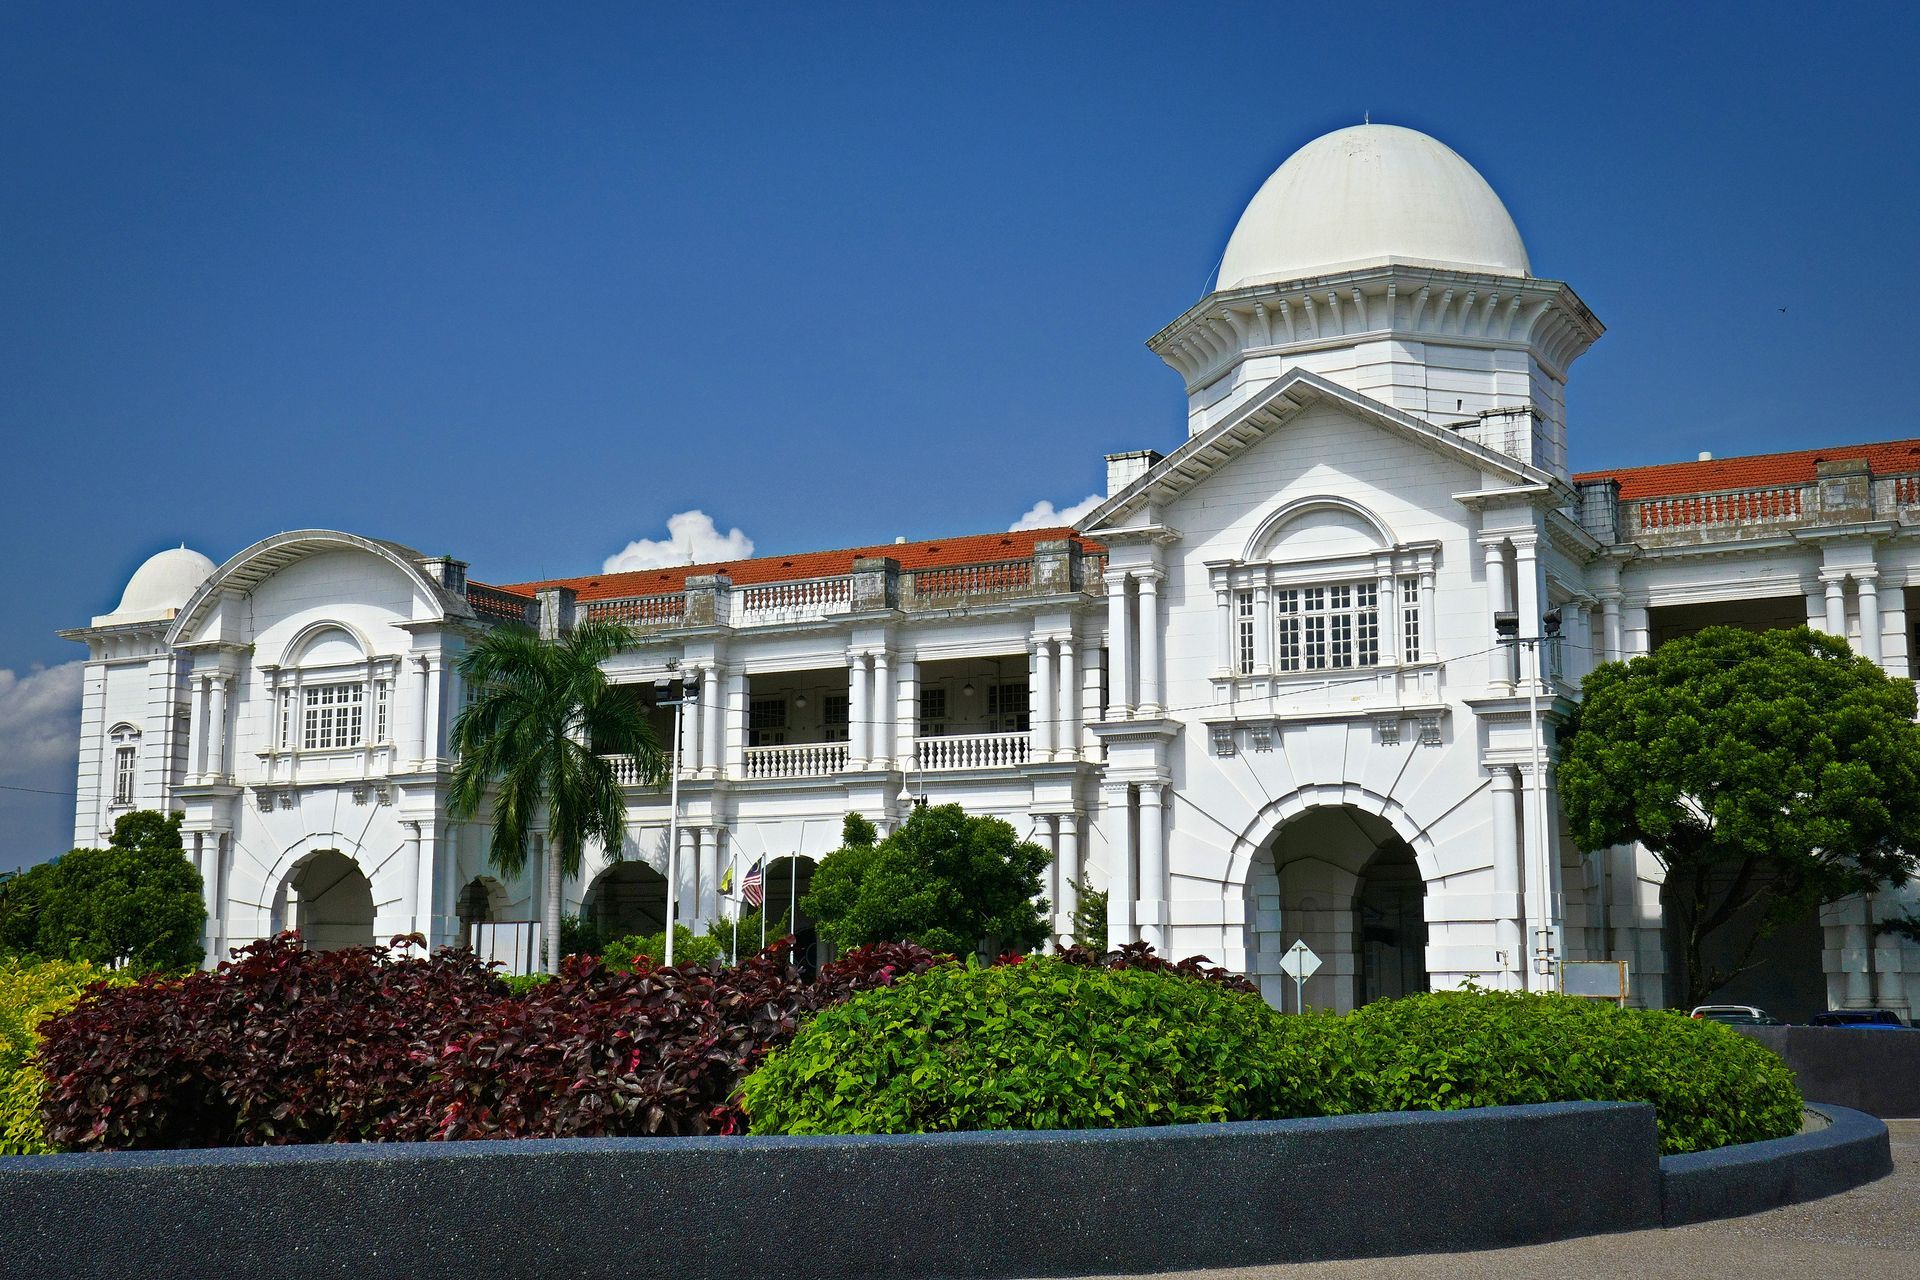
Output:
[{"xmin": 449, "ymin": 620, "xmax": 667, "ymax": 973}]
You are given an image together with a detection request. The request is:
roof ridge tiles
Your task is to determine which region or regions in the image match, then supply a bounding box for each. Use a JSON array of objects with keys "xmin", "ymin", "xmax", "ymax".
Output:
[{"xmin": 1573, "ymin": 436, "xmax": 1920, "ymax": 501}]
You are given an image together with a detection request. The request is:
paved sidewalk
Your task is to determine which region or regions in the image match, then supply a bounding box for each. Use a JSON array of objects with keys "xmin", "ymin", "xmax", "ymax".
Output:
[{"xmin": 1076, "ymin": 1120, "xmax": 1920, "ymax": 1280}]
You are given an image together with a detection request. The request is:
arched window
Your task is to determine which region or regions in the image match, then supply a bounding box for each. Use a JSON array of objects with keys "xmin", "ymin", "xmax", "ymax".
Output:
[{"xmin": 108, "ymin": 724, "xmax": 141, "ymax": 807}]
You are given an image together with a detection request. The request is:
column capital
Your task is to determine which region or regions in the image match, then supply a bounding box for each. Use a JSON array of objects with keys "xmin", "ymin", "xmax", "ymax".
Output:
[
  {"xmin": 1135, "ymin": 568, "xmax": 1164, "ymax": 587},
  {"xmin": 1476, "ymin": 532, "xmax": 1512, "ymax": 550}
]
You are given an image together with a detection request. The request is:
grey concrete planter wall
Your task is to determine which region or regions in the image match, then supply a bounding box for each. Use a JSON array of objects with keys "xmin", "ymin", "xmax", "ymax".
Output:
[
  {"xmin": 1737, "ymin": 1026, "xmax": 1920, "ymax": 1118},
  {"xmin": 0, "ymin": 1101, "xmax": 1891, "ymax": 1280}
]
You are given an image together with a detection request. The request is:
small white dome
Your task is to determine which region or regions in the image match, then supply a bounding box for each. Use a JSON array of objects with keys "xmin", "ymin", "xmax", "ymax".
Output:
[
  {"xmin": 1216, "ymin": 124, "xmax": 1530, "ymax": 291},
  {"xmin": 99, "ymin": 546, "xmax": 217, "ymax": 625}
]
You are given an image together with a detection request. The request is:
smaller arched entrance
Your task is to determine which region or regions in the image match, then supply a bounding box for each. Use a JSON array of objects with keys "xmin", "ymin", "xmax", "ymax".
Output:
[
  {"xmin": 276, "ymin": 849, "xmax": 375, "ymax": 952},
  {"xmin": 582, "ymin": 860, "xmax": 668, "ymax": 940},
  {"xmin": 1245, "ymin": 805, "xmax": 1429, "ymax": 1013},
  {"xmin": 457, "ymin": 876, "xmax": 509, "ymax": 944},
  {"xmin": 760, "ymin": 855, "xmax": 819, "ymax": 972}
]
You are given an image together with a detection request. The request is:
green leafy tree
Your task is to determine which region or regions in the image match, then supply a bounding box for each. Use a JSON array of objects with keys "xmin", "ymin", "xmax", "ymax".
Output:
[
  {"xmin": 803, "ymin": 804, "xmax": 1050, "ymax": 956},
  {"xmin": 7, "ymin": 811, "xmax": 205, "ymax": 971},
  {"xmin": 1066, "ymin": 878, "xmax": 1108, "ymax": 952},
  {"xmin": 1560, "ymin": 625, "xmax": 1920, "ymax": 1007},
  {"xmin": 450, "ymin": 621, "xmax": 668, "ymax": 974}
]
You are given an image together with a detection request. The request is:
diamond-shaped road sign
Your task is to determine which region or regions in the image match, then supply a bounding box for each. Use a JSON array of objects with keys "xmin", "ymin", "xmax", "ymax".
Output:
[{"xmin": 1278, "ymin": 940, "xmax": 1321, "ymax": 980}]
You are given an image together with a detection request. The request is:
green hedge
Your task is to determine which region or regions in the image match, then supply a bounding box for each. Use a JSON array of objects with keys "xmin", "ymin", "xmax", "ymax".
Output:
[
  {"xmin": 740, "ymin": 963, "xmax": 1803, "ymax": 1154},
  {"xmin": 1, "ymin": 957, "xmax": 131, "ymax": 1154}
]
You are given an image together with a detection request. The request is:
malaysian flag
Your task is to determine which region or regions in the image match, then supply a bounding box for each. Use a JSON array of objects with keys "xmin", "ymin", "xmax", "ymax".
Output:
[{"xmin": 742, "ymin": 858, "xmax": 764, "ymax": 908}]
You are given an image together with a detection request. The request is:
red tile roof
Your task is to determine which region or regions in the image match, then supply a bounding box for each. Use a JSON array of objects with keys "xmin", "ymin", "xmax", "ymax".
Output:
[
  {"xmin": 1575, "ymin": 438, "xmax": 1920, "ymax": 501},
  {"xmin": 483, "ymin": 527, "xmax": 1104, "ymax": 603}
]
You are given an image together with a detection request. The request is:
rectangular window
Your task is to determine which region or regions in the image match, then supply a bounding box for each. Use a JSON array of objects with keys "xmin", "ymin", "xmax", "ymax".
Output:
[
  {"xmin": 822, "ymin": 693, "xmax": 850, "ymax": 743},
  {"xmin": 1401, "ymin": 575, "xmax": 1422, "ymax": 662},
  {"xmin": 374, "ymin": 679, "xmax": 391, "ymax": 743},
  {"xmin": 749, "ymin": 697, "xmax": 787, "ymax": 747},
  {"xmin": 919, "ymin": 686, "xmax": 947, "ymax": 737},
  {"xmin": 113, "ymin": 746, "xmax": 137, "ymax": 805},
  {"xmin": 1235, "ymin": 590, "xmax": 1256, "ymax": 675},
  {"xmin": 277, "ymin": 688, "xmax": 292, "ymax": 749},
  {"xmin": 1275, "ymin": 581, "xmax": 1382, "ymax": 673},
  {"xmin": 987, "ymin": 683, "xmax": 1030, "ymax": 732},
  {"xmin": 302, "ymin": 682, "xmax": 365, "ymax": 750}
]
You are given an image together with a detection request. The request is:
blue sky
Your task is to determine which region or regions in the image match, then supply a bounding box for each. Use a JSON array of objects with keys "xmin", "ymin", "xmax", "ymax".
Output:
[{"xmin": 3, "ymin": 2, "xmax": 1918, "ymax": 869}]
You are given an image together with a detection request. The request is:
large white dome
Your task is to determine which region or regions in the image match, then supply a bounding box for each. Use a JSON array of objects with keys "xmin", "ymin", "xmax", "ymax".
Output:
[
  {"xmin": 97, "ymin": 546, "xmax": 217, "ymax": 626},
  {"xmin": 1216, "ymin": 124, "xmax": 1530, "ymax": 291}
]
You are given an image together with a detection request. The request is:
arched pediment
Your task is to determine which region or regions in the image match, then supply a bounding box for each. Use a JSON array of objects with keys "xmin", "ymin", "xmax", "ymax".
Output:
[
  {"xmin": 165, "ymin": 530, "xmax": 471, "ymax": 648},
  {"xmin": 1244, "ymin": 496, "xmax": 1395, "ymax": 564},
  {"xmin": 281, "ymin": 621, "xmax": 370, "ymax": 668}
]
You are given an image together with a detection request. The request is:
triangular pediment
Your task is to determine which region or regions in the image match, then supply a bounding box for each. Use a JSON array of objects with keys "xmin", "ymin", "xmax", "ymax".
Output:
[{"xmin": 1078, "ymin": 369, "xmax": 1552, "ymax": 534}]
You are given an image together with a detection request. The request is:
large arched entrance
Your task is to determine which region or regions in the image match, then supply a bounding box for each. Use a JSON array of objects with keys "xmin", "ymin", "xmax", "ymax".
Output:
[
  {"xmin": 277, "ymin": 849, "xmax": 375, "ymax": 951},
  {"xmin": 1245, "ymin": 806, "xmax": 1429, "ymax": 1013},
  {"xmin": 582, "ymin": 860, "xmax": 668, "ymax": 940}
]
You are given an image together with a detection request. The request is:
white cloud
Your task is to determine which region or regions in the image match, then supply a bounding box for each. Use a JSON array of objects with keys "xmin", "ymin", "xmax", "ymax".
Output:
[
  {"xmin": 602, "ymin": 511, "xmax": 756, "ymax": 573},
  {"xmin": 1010, "ymin": 494, "xmax": 1104, "ymax": 532},
  {"xmin": 0, "ymin": 661, "xmax": 84, "ymax": 781}
]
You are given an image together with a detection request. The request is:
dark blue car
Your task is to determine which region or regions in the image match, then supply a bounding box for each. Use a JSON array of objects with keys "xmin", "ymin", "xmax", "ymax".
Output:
[{"xmin": 1807, "ymin": 1009, "xmax": 1908, "ymax": 1029}]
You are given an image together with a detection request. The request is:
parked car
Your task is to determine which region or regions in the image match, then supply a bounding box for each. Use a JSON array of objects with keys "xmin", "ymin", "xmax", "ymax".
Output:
[
  {"xmin": 1689, "ymin": 1004, "xmax": 1785, "ymax": 1026},
  {"xmin": 1807, "ymin": 1009, "xmax": 1909, "ymax": 1029}
]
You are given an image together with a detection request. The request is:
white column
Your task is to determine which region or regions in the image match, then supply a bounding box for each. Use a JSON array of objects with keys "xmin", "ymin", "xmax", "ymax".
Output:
[
  {"xmin": 206, "ymin": 673, "xmax": 230, "ymax": 782},
  {"xmin": 1033, "ymin": 637, "xmax": 1056, "ymax": 760},
  {"xmin": 1600, "ymin": 594, "xmax": 1623, "ymax": 662},
  {"xmin": 683, "ymin": 667, "xmax": 703, "ymax": 776},
  {"xmin": 1807, "ymin": 584, "xmax": 1827, "ymax": 629},
  {"xmin": 1058, "ymin": 637, "xmax": 1079, "ymax": 761},
  {"xmin": 1137, "ymin": 572, "xmax": 1163, "ymax": 716},
  {"xmin": 1103, "ymin": 781, "xmax": 1135, "ymax": 949},
  {"xmin": 1824, "ymin": 574, "xmax": 1848, "ymax": 638},
  {"xmin": 406, "ymin": 821, "xmax": 427, "ymax": 939},
  {"xmin": 1858, "ymin": 573, "xmax": 1883, "ymax": 664},
  {"xmin": 896, "ymin": 656, "xmax": 918, "ymax": 771},
  {"xmin": 1106, "ymin": 574, "xmax": 1132, "ymax": 718},
  {"xmin": 422, "ymin": 654, "xmax": 444, "ymax": 765},
  {"xmin": 676, "ymin": 825, "xmax": 697, "ymax": 928},
  {"xmin": 872, "ymin": 649, "xmax": 893, "ymax": 769},
  {"xmin": 1520, "ymin": 760, "xmax": 1551, "ymax": 992},
  {"xmin": 847, "ymin": 651, "xmax": 870, "ymax": 768},
  {"xmin": 1418, "ymin": 564, "xmax": 1437, "ymax": 666},
  {"xmin": 1514, "ymin": 535, "xmax": 1543, "ymax": 692},
  {"xmin": 1374, "ymin": 558, "xmax": 1398, "ymax": 669},
  {"xmin": 1057, "ymin": 812, "xmax": 1081, "ymax": 944},
  {"xmin": 1624, "ymin": 601, "xmax": 1651, "ymax": 656},
  {"xmin": 696, "ymin": 828, "xmax": 718, "ymax": 924},
  {"xmin": 702, "ymin": 664, "xmax": 723, "ymax": 777},
  {"xmin": 1482, "ymin": 539, "xmax": 1512, "ymax": 690},
  {"xmin": 1491, "ymin": 768, "xmax": 1523, "ymax": 991},
  {"xmin": 725, "ymin": 670, "xmax": 748, "ymax": 777},
  {"xmin": 1253, "ymin": 584, "xmax": 1272, "ymax": 674},
  {"xmin": 1215, "ymin": 587, "xmax": 1233, "ymax": 675},
  {"xmin": 1137, "ymin": 783, "xmax": 1166, "ymax": 952},
  {"xmin": 190, "ymin": 674, "xmax": 210, "ymax": 781},
  {"xmin": 1845, "ymin": 915, "xmax": 1872, "ymax": 1005}
]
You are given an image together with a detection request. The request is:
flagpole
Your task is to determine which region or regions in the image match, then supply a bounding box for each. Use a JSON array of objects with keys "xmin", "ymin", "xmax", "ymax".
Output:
[
  {"xmin": 789, "ymin": 853, "xmax": 798, "ymax": 966},
  {"xmin": 759, "ymin": 859, "xmax": 768, "ymax": 951},
  {"xmin": 728, "ymin": 844, "xmax": 741, "ymax": 967}
]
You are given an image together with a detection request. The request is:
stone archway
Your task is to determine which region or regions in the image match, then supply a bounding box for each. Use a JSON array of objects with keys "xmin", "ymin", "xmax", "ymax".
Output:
[
  {"xmin": 276, "ymin": 848, "xmax": 375, "ymax": 952},
  {"xmin": 761, "ymin": 855, "xmax": 819, "ymax": 971},
  {"xmin": 582, "ymin": 860, "xmax": 668, "ymax": 940},
  {"xmin": 1244, "ymin": 805, "xmax": 1430, "ymax": 1013}
]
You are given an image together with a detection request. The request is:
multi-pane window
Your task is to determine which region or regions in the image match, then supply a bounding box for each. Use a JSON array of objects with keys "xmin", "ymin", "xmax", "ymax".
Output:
[
  {"xmin": 986, "ymin": 683, "xmax": 1030, "ymax": 733},
  {"xmin": 919, "ymin": 687, "xmax": 948, "ymax": 737},
  {"xmin": 1235, "ymin": 590, "xmax": 1256, "ymax": 675},
  {"xmin": 748, "ymin": 698, "xmax": 787, "ymax": 747},
  {"xmin": 1275, "ymin": 582, "xmax": 1381, "ymax": 672},
  {"xmin": 821, "ymin": 693, "xmax": 850, "ymax": 743},
  {"xmin": 277, "ymin": 688, "xmax": 293, "ymax": 749},
  {"xmin": 303, "ymin": 682, "xmax": 364, "ymax": 750},
  {"xmin": 1401, "ymin": 576, "xmax": 1422, "ymax": 662},
  {"xmin": 113, "ymin": 744, "xmax": 137, "ymax": 805},
  {"xmin": 374, "ymin": 679, "xmax": 392, "ymax": 743}
]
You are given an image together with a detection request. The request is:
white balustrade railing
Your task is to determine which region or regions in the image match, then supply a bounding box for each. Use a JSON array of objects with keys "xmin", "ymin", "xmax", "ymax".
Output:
[
  {"xmin": 913, "ymin": 731, "xmax": 1031, "ymax": 771},
  {"xmin": 604, "ymin": 754, "xmax": 661, "ymax": 786},
  {"xmin": 584, "ymin": 592, "xmax": 686, "ymax": 626},
  {"xmin": 736, "ymin": 575, "xmax": 853, "ymax": 624},
  {"xmin": 742, "ymin": 741, "xmax": 849, "ymax": 779}
]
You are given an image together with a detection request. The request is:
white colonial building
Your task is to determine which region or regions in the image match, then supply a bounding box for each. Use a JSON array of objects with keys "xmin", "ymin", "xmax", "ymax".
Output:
[{"xmin": 64, "ymin": 124, "xmax": 1919, "ymax": 1018}]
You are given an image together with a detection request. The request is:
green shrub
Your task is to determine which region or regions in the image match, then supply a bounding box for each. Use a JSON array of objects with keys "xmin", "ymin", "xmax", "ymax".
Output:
[
  {"xmin": 740, "ymin": 955, "xmax": 1317, "ymax": 1135},
  {"xmin": 1339, "ymin": 991, "xmax": 1803, "ymax": 1154},
  {"xmin": 501, "ymin": 972, "xmax": 552, "ymax": 996},
  {"xmin": 0, "ymin": 957, "xmax": 130, "ymax": 1154}
]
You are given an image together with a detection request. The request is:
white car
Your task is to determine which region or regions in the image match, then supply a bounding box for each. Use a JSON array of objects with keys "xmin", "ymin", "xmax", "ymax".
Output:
[{"xmin": 1689, "ymin": 1004, "xmax": 1784, "ymax": 1026}]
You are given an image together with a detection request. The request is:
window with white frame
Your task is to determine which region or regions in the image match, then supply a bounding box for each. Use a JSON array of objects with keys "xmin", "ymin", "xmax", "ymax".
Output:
[
  {"xmin": 1400, "ymin": 575, "xmax": 1422, "ymax": 662},
  {"xmin": 277, "ymin": 688, "xmax": 293, "ymax": 749},
  {"xmin": 821, "ymin": 693, "xmax": 849, "ymax": 743},
  {"xmin": 748, "ymin": 697, "xmax": 787, "ymax": 747},
  {"xmin": 986, "ymin": 683, "xmax": 1029, "ymax": 733},
  {"xmin": 1235, "ymin": 590, "xmax": 1256, "ymax": 675},
  {"xmin": 1275, "ymin": 581, "xmax": 1381, "ymax": 672},
  {"xmin": 110, "ymin": 728, "xmax": 139, "ymax": 805},
  {"xmin": 303, "ymin": 682, "xmax": 365, "ymax": 750},
  {"xmin": 375, "ymin": 679, "xmax": 392, "ymax": 743},
  {"xmin": 918, "ymin": 686, "xmax": 948, "ymax": 737}
]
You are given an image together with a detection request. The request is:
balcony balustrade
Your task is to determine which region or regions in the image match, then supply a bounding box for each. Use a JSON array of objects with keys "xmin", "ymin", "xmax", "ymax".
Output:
[
  {"xmin": 736, "ymin": 575, "xmax": 853, "ymax": 626},
  {"xmin": 913, "ymin": 730, "xmax": 1031, "ymax": 771},
  {"xmin": 1601, "ymin": 470, "xmax": 1920, "ymax": 549},
  {"xmin": 742, "ymin": 741, "xmax": 849, "ymax": 779}
]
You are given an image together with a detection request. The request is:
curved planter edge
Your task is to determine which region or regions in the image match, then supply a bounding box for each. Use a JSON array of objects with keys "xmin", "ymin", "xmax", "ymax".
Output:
[{"xmin": 1659, "ymin": 1102, "xmax": 1893, "ymax": 1226}]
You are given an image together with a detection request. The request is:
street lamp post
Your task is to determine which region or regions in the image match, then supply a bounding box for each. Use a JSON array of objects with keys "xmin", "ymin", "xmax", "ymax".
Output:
[{"xmin": 654, "ymin": 663, "xmax": 697, "ymax": 966}]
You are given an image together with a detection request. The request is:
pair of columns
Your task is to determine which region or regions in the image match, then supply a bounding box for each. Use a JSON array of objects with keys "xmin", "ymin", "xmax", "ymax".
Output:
[
  {"xmin": 1104, "ymin": 569, "xmax": 1163, "ymax": 718},
  {"xmin": 1102, "ymin": 780, "xmax": 1168, "ymax": 951},
  {"xmin": 846, "ymin": 650, "xmax": 893, "ymax": 769},
  {"xmin": 1030, "ymin": 634, "xmax": 1081, "ymax": 760},
  {"xmin": 1035, "ymin": 811, "xmax": 1084, "ymax": 941},
  {"xmin": 1811, "ymin": 571, "xmax": 1892, "ymax": 666},
  {"xmin": 669, "ymin": 825, "xmax": 730, "ymax": 925},
  {"xmin": 1487, "ymin": 765, "xmax": 1564, "ymax": 992},
  {"xmin": 673, "ymin": 663, "xmax": 727, "ymax": 777},
  {"xmin": 192, "ymin": 671, "xmax": 234, "ymax": 782},
  {"xmin": 1480, "ymin": 532, "xmax": 1547, "ymax": 692}
]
